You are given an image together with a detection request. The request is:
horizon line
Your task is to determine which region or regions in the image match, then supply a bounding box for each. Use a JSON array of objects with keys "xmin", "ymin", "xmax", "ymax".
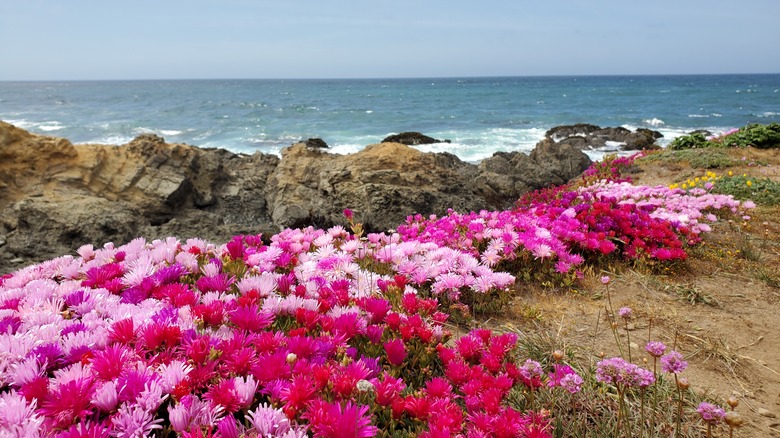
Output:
[{"xmin": 2, "ymin": 72, "xmax": 779, "ymax": 83}]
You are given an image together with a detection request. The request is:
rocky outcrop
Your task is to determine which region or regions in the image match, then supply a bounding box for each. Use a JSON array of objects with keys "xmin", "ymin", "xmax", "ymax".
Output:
[
  {"xmin": 545, "ymin": 124, "xmax": 662, "ymax": 151},
  {"xmin": 381, "ymin": 132, "xmax": 450, "ymax": 145},
  {"xmin": 0, "ymin": 122, "xmax": 592, "ymax": 273}
]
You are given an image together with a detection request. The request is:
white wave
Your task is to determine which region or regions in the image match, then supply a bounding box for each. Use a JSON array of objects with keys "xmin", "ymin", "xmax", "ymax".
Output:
[
  {"xmin": 4, "ymin": 118, "xmax": 65, "ymax": 132},
  {"xmin": 688, "ymin": 114, "xmax": 709, "ymax": 118},
  {"xmin": 160, "ymin": 129, "xmax": 182, "ymax": 136},
  {"xmin": 758, "ymin": 111, "xmax": 779, "ymax": 117},
  {"xmin": 4, "ymin": 119, "xmax": 36, "ymax": 129},
  {"xmin": 327, "ymin": 143, "xmax": 364, "ymax": 155},
  {"xmin": 80, "ymin": 135, "xmax": 133, "ymax": 145},
  {"xmin": 38, "ymin": 122, "xmax": 65, "ymax": 131},
  {"xmin": 643, "ymin": 118, "xmax": 665, "ymax": 126},
  {"xmin": 604, "ymin": 141, "xmax": 625, "ymax": 149}
]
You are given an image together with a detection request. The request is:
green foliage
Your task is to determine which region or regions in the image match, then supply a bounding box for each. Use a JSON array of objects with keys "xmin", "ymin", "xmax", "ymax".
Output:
[
  {"xmin": 721, "ymin": 123, "xmax": 780, "ymax": 149},
  {"xmin": 669, "ymin": 123, "xmax": 780, "ymax": 150},
  {"xmin": 713, "ymin": 175, "xmax": 780, "ymax": 206},
  {"xmin": 668, "ymin": 132, "xmax": 710, "ymax": 150},
  {"xmin": 639, "ymin": 148, "xmax": 735, "ymax": 169}
]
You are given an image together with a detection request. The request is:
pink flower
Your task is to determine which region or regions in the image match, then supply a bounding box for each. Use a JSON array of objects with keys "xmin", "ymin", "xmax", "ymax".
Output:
[
  {"xmin": 304, "ymin": 400, "xmax": 378, "ymax": 438},
  {"xmin": 547, "ymin": 364, "xmax": 583, "ymax": 394},
  {"xmin": 383, "ymin": 339, "xmax": 407, "ymax": 366},
  {"xmin": 38, "ymin": 377, "xmax": 97, "ymax": 430},
  {"xmin": 661, "ymin": 350, "xmax": 688, "ymax": 374},
  {"xmin": 229, "ymin": 304, "xmax": 274, "ymax": 332},
  {"xmin": 374, "ymin": 375, "xmax": 406, "ymax": 407},
  {"xmin": 600, "ymin": 275, "xmax": 611, "ymax": 284},
  {"xmin": 697, "ymin": 402, "xmax": 726, "ymax": 425},
  {"xmin": 645, "ymin": 341, "xmax": 666, "ymax": 358}
]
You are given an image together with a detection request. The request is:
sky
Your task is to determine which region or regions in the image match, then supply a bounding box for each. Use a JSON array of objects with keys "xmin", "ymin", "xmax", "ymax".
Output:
[{"xmin": 1, "ymin": 0, "xmax": 779, "ymax": 81}]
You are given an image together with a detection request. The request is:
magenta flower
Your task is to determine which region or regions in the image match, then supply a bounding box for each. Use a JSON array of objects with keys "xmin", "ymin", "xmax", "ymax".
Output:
[
  {"xmin": 618, "ymin": 307, "xmax": 632, "ymax": 319},
  {"xmin": 645, "ymin": 341, "xmax": 667, "ymax": 358},
  {"xmin": 306, "ymin": 400, "xmax": 378, "ymax": 438},
  {"xmin": 383, "ymin": 339, "xmax": 407, "ymax": 366},
  {"xmin": 519, "ymin": 359, "xmax": 544, "ymax": 389},
  {"xmin": 229, "ymin": 304, "xmax": 274, "ymax": 332},
  {"xmin": 374, "ymin": 375, "xmax": 406, "ymax": 407},
  {"xmin": 661, "ymin": 350, "xmax": 688, "ymax": 374},
  {"xmin": 38, "ymin": 377, "xmax": 97, "ymax": 430},
  {"xmin": 697, "ymin": 402, "xmax": 726, "ymax": 425},
  {"xmin": 596, "ymin": 357, "xmax": 655, "ymax": 388},
  {"xmin": 548, "ymin": 364, "xmax": 584, "ymax": 394}
]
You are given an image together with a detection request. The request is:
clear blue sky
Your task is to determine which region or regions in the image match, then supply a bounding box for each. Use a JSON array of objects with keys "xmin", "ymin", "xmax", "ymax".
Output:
[{"xmin": 2, "ymin": 0, "xmax": 778, "ymax": 80}]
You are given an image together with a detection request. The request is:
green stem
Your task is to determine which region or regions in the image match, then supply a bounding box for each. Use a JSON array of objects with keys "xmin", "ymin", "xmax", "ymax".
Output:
[
  {"xmin": 640, "ymin": 387, "xmax": 646, "ymax": 438},
  {"xmin": 624, "ymin": 319, "xmax": 632, "ymax": 363},
  {"xmin": 674, "ymin": 373, "xmax": 683, "ymax": 438},
  {"xmin": 650, "ymin": 358, "xmax": 658, "ymax": 436}
]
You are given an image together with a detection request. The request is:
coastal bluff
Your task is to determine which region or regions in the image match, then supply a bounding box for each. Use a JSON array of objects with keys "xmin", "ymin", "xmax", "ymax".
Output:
[{"xmin": 0, "ymin": 121, "xmax": 593, "ymax": 272}]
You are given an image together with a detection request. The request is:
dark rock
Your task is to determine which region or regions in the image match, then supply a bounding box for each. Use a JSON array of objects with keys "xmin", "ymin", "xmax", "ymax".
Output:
[
  {"xmin": 546, "ymin": 124, "xmax": 662, "ymax": 151},
  {"xmin": 546, "ymin": 123, "xmax": 602, "ymax": 139},
  {"xmin": 304, "ymin": 138, "xmax": 329, "ymax": 149},
  {"xmin": 381, "ymin": 131, "xmax": 451, "ymax": 145}
]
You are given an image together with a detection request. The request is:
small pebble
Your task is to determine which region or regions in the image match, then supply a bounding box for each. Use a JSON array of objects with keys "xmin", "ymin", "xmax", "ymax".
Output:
[{"xmin": 758, "ymin": 407, "xmax": 777, "ymax": 418}]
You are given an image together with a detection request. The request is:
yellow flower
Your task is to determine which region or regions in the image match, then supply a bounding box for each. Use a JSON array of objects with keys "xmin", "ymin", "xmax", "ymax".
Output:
[
  {"xmin": 682, "ymin": 183, "xmax": 688, "ymax": 189},
  {"xmin": 746, "ymin": 180, "xmax": 753, "ymax": 187},
  {"xmin": 728, "ymin": 170, "xmax": 733, "ymax": 176}
]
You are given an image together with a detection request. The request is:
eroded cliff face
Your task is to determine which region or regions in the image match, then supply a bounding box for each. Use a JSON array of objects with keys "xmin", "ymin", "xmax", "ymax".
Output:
[{"xmin": 0, "ymin": 122, "xmax": 592, "ymax": 272}]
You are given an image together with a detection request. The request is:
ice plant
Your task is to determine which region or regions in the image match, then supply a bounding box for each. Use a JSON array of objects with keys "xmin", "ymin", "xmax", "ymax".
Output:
[{"xmin": 0, "ymin": 155, "xmax": 755, "ymax": 437}]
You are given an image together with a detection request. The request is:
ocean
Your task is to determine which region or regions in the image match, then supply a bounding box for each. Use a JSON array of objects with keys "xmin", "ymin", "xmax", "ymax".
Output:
[{"xmin": 1, "ymin": 75, "xmax": 778, "ymax": 162}]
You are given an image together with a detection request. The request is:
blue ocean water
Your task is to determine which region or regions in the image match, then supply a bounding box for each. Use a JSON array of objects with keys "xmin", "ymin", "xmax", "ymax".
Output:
[{"xmin": 1, "ymin": 75, "xmax": 778, "ymax": 162}]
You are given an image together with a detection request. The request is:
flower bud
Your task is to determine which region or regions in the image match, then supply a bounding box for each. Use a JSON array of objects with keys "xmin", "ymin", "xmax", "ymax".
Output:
[
  {"xmin": 726, "ymin": 396, "xmax": 739, "ymax": 409},
  {"xmin": 724, "ymin": 411, "xmax": 744, "ymax": 428},
  {"xmin": 286, "ymin": 353, "xmax": 298, "ymax": 364},
  {"xmin": 356, "ymin": 379, "xmax": 375, "ymax": 394},
  {"xmin": 552, "ymin": 350, "xmax": 564, "ymax": 362},
  {"xmin": 676, "ymin": 377, "xmax": 690, "ymax": 390}
]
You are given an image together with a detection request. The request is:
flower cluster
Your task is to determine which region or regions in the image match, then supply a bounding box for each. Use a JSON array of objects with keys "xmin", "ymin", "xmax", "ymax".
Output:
[
  {"xmin": 0, "ymin": 152, "xmax": 757, "ymax": 436},
  {"xmin": 397, "ymin": 179, "xmax": 753, "ymax": 281},
  {"xmin": 595, "ymin": 357, "xmax": 655, "ymax": 389},
  {"xmin": 580, "ymin": 152, "xmax": 646, "ymax": 184},
  {"xmin": 0, "ymin": 225, "xmax": 567, "ymax": 437}
]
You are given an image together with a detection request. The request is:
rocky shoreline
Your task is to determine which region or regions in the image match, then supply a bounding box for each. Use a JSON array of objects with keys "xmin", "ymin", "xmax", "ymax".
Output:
[{"xmin": 0, "ymin": 121, "xmax": 661, "ymax": 273}]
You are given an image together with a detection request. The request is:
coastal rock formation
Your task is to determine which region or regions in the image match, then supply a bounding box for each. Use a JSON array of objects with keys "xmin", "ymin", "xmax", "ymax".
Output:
[
  {"xmin": 546, "ymin": 123, "xmax": 662, "ymax": 151},
  {"xmin": 381, "ymin": 131, "xmax": 451, "ymax": 145},
  {"xmin": 0, "ymin": 121, "xmax": 592, "ymax": 272}
]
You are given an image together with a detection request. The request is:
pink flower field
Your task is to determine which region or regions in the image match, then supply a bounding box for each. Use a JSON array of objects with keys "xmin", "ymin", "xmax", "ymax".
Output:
[{"xmin": 0, "ymin": 156, "xmax": 755, "ymax": 437}]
